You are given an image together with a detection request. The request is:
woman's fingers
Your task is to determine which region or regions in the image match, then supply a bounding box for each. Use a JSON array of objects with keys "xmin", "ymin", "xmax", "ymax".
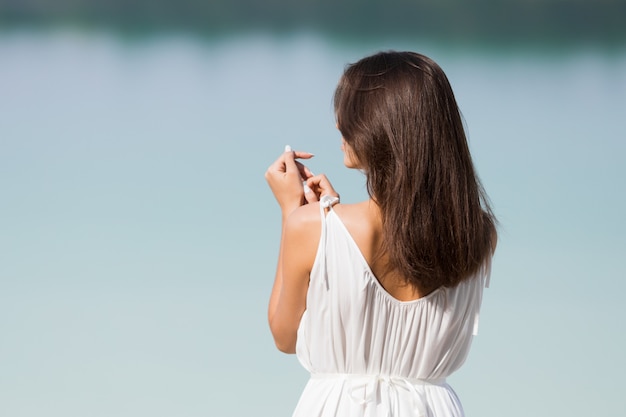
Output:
[
  {"xmin": 282, "ymin": 149, "xmax": 300, "ymax": 174},
  {"xmin": 295, "ymin": 161, "xmax": 314, "ymax": 181},
  {"xmin": 266, "ymin": 149, "xmax": 313, "ymax": 173},
  {"xmin": 283, "ymin": 149, "xmax": 314, "ymax": 175},
  {"xmin": 295, "ymin": 160, "xmax": 317, "ymax": 204},
  {"xmin": 303, "ymin": 184, "xmax": 319, "ymax": 204},
  {"xmin": 306, "ymin": 174, "xmax": 339, "ymax": 201},
  {"xmin": 265, "ymin": 148, "xmax": 316, "ymax": 214},
  {"xmin": 293, "ymin": 151, "xmax": 314, "ymax": 160}
]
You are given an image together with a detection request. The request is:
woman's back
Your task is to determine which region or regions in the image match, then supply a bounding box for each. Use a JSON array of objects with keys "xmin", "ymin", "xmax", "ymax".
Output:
[
  {"xmin": 293, "ymin": 202, "xmax": 491, "ymax": 417},
  {"xmin": 333, "ymin": 201, "xmax": 437, "ymax": 302}
]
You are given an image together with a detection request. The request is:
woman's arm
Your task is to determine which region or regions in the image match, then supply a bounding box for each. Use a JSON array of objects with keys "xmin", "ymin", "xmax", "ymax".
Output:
[
  {"xmin": 265, "ymin": 150, "xmax": 338, "ymax": 353},
  {"xmin": 265, "ymin": 149, "xmax": 314, "ymax": 352},
  {"xmin": 267, "ymin": 205, "xmax": 319, "ymax": 353}
]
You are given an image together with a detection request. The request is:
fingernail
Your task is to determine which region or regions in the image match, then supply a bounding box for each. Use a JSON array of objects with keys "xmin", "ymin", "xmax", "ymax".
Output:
[
  {"xmin": 284, "ymin": 145, "xmax": 292, "ymax": 152},
  {"xmin": 303, "ymin": 184, "xmax": 312, "ymax": 193}
]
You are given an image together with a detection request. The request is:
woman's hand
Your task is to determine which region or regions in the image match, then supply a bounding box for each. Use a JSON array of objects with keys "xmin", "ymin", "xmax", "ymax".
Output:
[
  {"xmin": 304, "ymin": 173, "xmax": 339, "ymax": 204},
  {"xmin": 265, "ymin": 149, "xmax": 314, "ymax": 217}
]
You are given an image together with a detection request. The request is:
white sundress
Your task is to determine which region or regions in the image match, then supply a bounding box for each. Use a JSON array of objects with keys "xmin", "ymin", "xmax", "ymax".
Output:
[{"xmin": 293, "ymin": 202, "xmax": 491, "ymax": 417}]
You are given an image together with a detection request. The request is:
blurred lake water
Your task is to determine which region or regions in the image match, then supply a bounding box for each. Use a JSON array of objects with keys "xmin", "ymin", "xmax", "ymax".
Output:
[{"xmin": 1, "ymin": 29, "xmax": 625, "ymax": 417}]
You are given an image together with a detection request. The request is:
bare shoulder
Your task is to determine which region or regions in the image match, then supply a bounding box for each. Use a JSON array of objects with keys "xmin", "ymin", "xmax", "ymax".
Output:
[
  {"xmin": 333, "ymin": 200, "xmax": 380, "ymax": 231},
  {"xmin": 286, "ymin": 202, "xmax": 322, "ymax": 234},
  {"xmin": 282, "ymin": 203, "xmax": 324, "ymax": 273},
  {"xmin": 332, "ymin": 200, "xmax": 383, "ymax": 260}
]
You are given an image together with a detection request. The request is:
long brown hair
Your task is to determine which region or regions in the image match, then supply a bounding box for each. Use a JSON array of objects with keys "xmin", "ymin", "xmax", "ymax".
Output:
[{"xmin": 334, "ymin": 51, "xmax": 496, "ymax": 289}]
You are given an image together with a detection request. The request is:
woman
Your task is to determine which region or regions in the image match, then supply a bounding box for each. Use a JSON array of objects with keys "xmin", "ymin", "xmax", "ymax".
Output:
[{"xmin": 265, "ymin": 51, "xmax": 497, "ymax": 417}]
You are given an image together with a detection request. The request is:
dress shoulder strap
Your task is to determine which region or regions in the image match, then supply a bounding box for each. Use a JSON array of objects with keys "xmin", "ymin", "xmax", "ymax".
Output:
[
  {"xmin": 319, "ymin": 195, "xmax": 340, "ymax": 210},
  {"xmin": 316, "ymin": 195, "xmax": 340, "ymax": 230},
  {"xmin": 314, "ymin": 195, "xmax": 340, "ymax": 290}
]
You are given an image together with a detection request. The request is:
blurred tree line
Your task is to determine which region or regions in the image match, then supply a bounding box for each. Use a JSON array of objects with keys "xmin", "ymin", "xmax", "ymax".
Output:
[{"xmin": 1, "ymin": 0, "xmax": 624, "ymax": 43}]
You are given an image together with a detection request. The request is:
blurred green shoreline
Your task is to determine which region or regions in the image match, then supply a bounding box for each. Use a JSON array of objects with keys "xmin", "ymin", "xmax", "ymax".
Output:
[{"xmin": 1, "ymin": 0, "xmax": 625, "ymax": 48}]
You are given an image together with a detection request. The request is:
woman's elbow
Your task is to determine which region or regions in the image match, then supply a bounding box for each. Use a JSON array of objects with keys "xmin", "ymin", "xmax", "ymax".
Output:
[
  {"xmin": 269, "ymin": 321, "xmax": 297, "ymax": 353},
  {"xmin": 273, "ymin": 338, "xmax": 296, "ymax": 354}
]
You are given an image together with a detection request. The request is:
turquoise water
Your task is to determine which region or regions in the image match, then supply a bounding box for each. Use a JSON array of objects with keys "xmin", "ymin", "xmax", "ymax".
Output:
[{"xmin": 1, "ymin": 29, "xmax": 625, "ymax": 416}]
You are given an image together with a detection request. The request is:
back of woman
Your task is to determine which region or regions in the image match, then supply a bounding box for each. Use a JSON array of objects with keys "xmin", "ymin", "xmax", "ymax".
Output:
[
  {"xmin": 293, "ymin": 203, "xmax": 491, "ymax": 417},
  {"xmin": 265, "ymin": 51, "xmax": 497, "ymax": 417}
]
